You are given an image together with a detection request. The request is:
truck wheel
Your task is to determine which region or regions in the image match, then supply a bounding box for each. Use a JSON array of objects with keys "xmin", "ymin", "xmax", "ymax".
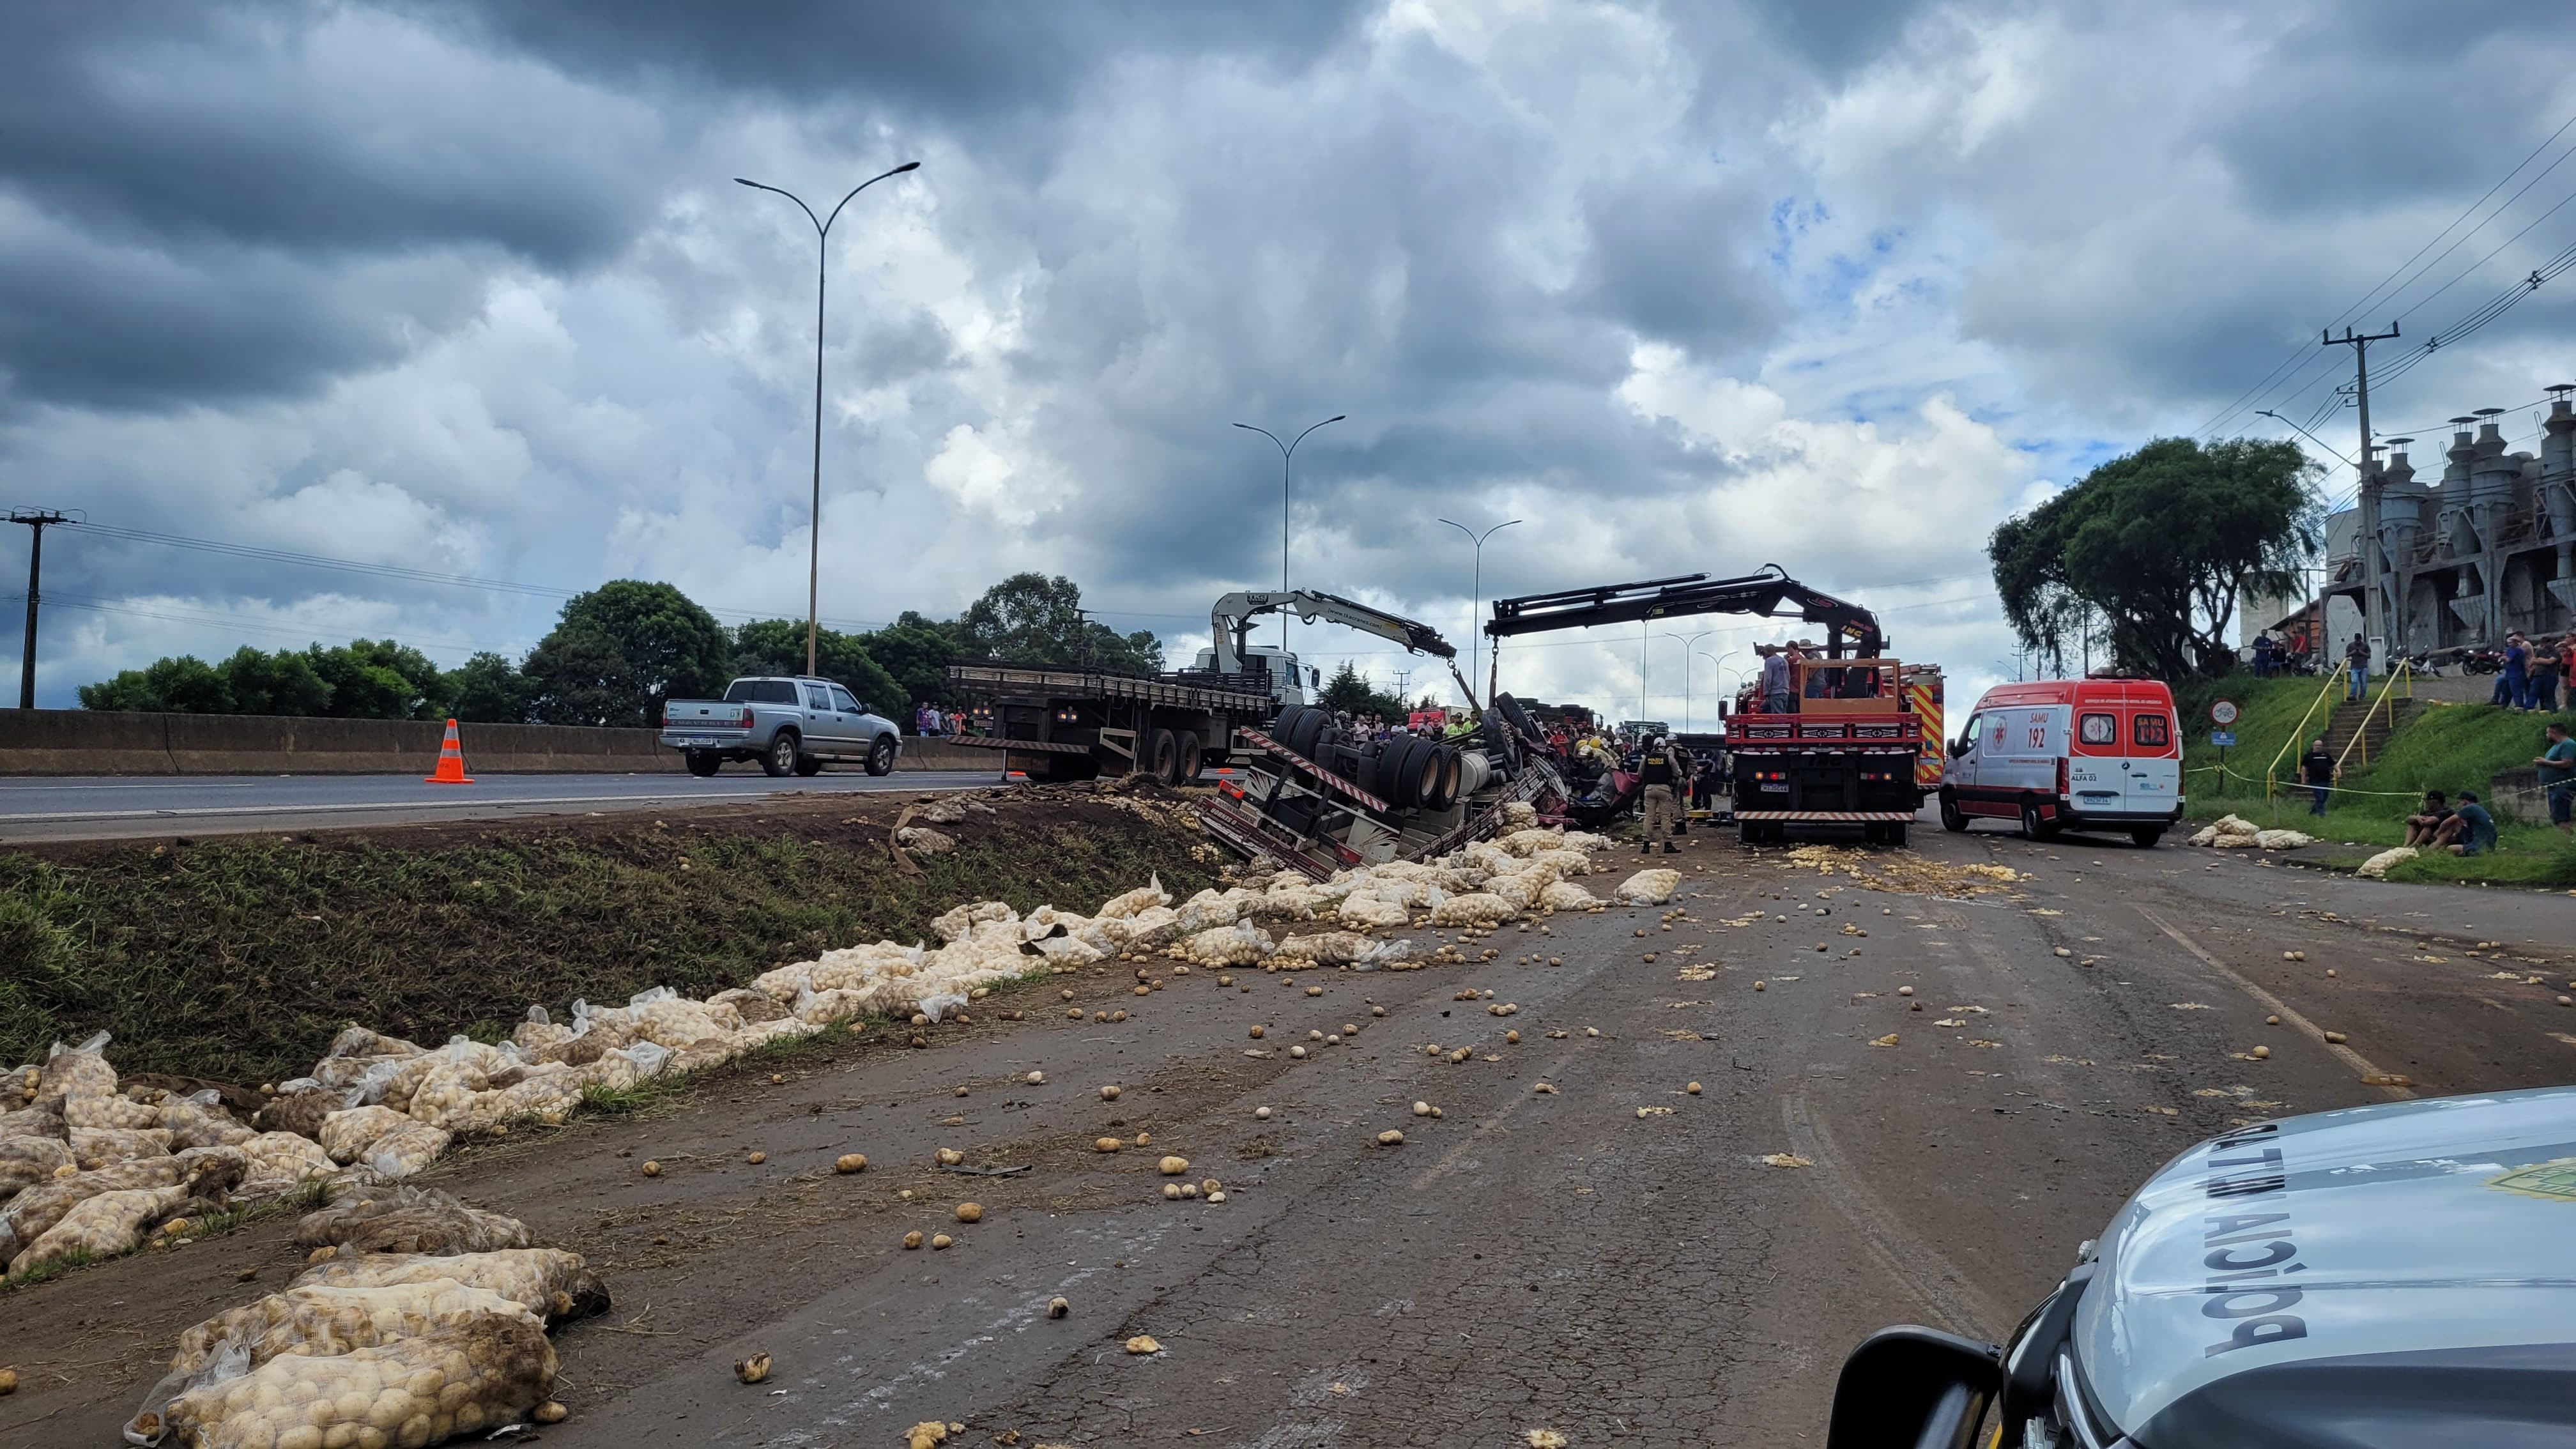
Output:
[
  {"xmin": 793, "ymin": 752, "xmax": 824, "ymax": 776},
  {"xmin": 1430, "ymin": 746, "xmax": 1462, "ymax": 810},
  {"xmin": 685, "ymin": 750, "xmax": 720, "ymax": 778},
  {"xmin": 865, "ymin": 735, "xmax": 897, "ymax": 776},
  {"xmin": 763, "ymin": 731, "xmax": 801, "ymax": 778},
  {"xmin": 1142, "ymin": 728, "xmax": 1177, "ymax": 781},
  {"xmin": 2130, "ymin": 826, "xmax": 2165, "ymax": 848},
  {"xmin": 1172, "ymin": 731, "xmax": 1202, "ymax": 785},
  {"xmin": 1886, "ymin": 823, "xmax": 1908, "ymax": 848},
  {"xmin": 1939, "ymin": 792, "xmax": 1966, "ymax": 832}
]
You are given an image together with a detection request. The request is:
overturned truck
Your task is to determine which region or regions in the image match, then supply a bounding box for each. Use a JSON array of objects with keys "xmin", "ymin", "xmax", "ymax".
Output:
[{"xmin": 1177, "ymin": 594, "xmax": 1583, "ymax": 878}]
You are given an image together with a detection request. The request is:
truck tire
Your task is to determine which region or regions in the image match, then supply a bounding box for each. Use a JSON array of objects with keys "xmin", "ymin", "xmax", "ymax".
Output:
[
  {"xmin": 1142, "ymin": 728, "xmax": 1178, "ymax": 781},
  {"xmin": 1429, "ymin": 746, "xmax": 1462, "ymax": 810},
  {"xmin": 763, "ymin": 731, "xmax": 801, "ymax": 778},
  {"xmin": 685, "ymin": 750, "xmax": 721, "ymax": 778},
  {"xmin": 866, "ymin": 734, "xmax": 897, "ymax": 777},
  {"xmin": 1289, "ymin": 707, "xmax": 1331, "ymax": 758},
  {"xmin": 1939, "ymin": 791, "xmax": 1966, "ymax": 832},
  {"xmin": 1482, "ymin": 713, "xmax": 1522, "ymax": 776},
  {"xmin": 1172, "ymin": 731, "xmax": 1203, "ymax": 784},
  {"xmin": 794, "ymin": 752, "xmax": 824, "ymax": 776}
]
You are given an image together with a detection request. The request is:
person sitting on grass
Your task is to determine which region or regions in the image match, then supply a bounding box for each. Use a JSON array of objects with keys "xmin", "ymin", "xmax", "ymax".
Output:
[
  {"xmin": 2441, "ymin": 790, "xmax": 2498, "ymax": 857},
  {"xmin": 2402, "ymin": 790, "xmax": 2453, "ymax": 848}
]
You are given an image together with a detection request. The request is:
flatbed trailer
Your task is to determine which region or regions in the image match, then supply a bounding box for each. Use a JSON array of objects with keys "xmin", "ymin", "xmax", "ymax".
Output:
[{"xmin": 940, "ymin": 661, "xmax": 1278, "ymax": 783}]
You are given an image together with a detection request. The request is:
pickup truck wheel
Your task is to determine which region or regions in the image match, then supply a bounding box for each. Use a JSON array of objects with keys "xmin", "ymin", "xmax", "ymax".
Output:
[
  {"xmin": 1172, "ymin": 731, "xmax": 1202, "ymax": 785},
  {"xmin": 762, "ymin": 732, "xmax": 801, "ymax": 778},
  {"xmin": 685, "ymin": 749, "xmax": 721, "ymax": 778},
  {"xmin": 793, "ymin": 753, "xmax": 824, "ymax": 776},
  {"xmin": 1142, "ymin": 728, "xmax": 1177, "ymax": 781},
  {"xmin": 865, "ymin": 735, "xmax": 897, "ymax": 776},
  {"xmin": 1938, "ymin": 791, "xmax": 1967, "ymax": 832}
]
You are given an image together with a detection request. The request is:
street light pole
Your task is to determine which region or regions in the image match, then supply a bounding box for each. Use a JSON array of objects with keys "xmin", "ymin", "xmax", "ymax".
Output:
[
  {"xmin": 1435, "ymin": 517, "xmax": 1521, "ymax": 711},
  {"xmin": 1659, "ymin": 629, "xmax": 1712, "ymax": 731},
  {"xmin": 735, "ymin": 160, "xmax": 920, "ymax": 677},
  {"xmin": 1234, "ymin": 417, "xmax": 1345, "ymax": 661}
]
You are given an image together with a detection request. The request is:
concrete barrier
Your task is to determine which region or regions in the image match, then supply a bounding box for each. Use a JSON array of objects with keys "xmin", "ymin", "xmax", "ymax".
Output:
[{"xmin": 0, "ymin": 710, "xmax": 1002, "ymax": 776}]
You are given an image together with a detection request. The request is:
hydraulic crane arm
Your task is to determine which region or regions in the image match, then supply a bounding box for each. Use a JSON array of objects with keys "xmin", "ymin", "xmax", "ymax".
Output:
[
  {"xmin": 1483, "ymin": 565, "xmax": 1887, "ymax": 658},
  {"xmin": 1210, "ymin": 589, "xmax": 1478, "ymax": 705}
]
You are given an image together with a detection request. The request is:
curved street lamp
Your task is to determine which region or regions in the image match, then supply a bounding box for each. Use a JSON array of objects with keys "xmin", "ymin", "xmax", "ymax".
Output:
[
  {"xmin": 735, "ymin": 160, "xmax": 920, "ymax": 676},
  {"xmin": 1436, "ymin": 517, "xmax": 1522, "ymax": 709},
  {"xmin": 1234, "ymin": 416, "xmax": 1346, "ymax": 656},
  {"xmin": 1659, "ymin": 629, "xmax": 1713, "ymax": 731}
]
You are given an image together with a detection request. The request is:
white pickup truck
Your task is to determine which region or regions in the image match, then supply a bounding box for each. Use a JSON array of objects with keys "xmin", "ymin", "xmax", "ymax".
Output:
[{"xmin": 658, "ymin": 675, "xmax": 903, "ymax": 778}]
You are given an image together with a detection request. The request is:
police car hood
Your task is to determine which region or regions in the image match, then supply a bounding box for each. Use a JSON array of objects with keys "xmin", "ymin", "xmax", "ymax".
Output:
[{"xmin": 2074, "ymin": 1087, "xmax": 2576, "ymax": 1445}]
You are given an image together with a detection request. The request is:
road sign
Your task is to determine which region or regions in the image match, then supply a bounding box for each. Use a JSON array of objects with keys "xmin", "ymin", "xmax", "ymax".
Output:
[
  {"xmin": 2211, "ymin": 699, "xmax": 2239, "ymax": 726},
  {"xmin": 2210, "ymin": 730, "xmax": 2236, "ymax": 747}
]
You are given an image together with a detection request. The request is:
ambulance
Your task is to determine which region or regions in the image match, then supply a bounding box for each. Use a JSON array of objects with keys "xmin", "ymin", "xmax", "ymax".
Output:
[{"xmin": 1936, "ymin": 676, "xmax": 2183, "ymax": 846}]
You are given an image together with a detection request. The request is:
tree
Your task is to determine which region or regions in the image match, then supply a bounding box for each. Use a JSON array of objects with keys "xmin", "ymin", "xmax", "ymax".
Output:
[
  {"xmin": 523, "ymin": 581, "xmax": 729, "ymax": 728},
  {"xmin": 857, "ymin": 620, "xmax": 957, "ymax": 707},
  {"xmin": 307, "ymin": 639, "xmax": 447, "ymax": 719},
  {"xmin": 521, "ymin": 627, "xmax": 646, "ymax": 727},
  {"xmin": 1319, "ymin": 660, "xmax": 1406, "ymax": 719},
  {"xmin": 1990, "ymin": 437, "xmax": 2320, "ymax": 680},
  {"xmin": 217, "ymin": 647, "xmax": 332, "ymax": 716},
  {"xmin": 448, "ymin": 652, "xmax": 532, "ymax": 724},
  {"xmin": 953, "ymin": 572, "xmax": 1164, "ymax": 673},
  {"xmin": 730, "ymin": 619, "xmax": 907, "ymax": 713},
  {"xmin": 78, "ymin": 656, "xmax": 233, "ymax": 713}
]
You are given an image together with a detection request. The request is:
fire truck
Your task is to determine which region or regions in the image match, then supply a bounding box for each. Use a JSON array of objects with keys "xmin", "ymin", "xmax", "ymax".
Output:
[{"xmin": 1484, "ymin": 566, "xmax": 1942, "ymax": 845}]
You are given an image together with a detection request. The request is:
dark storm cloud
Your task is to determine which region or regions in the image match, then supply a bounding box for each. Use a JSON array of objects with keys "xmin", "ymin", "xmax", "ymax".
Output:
[
  {"xmin": 1575, "ymin": 180, "xmax": 1790, "ymax": 355},
  {"xmin": 404, "ymin": 0, "xmax": 1368, "ymax": 123}
]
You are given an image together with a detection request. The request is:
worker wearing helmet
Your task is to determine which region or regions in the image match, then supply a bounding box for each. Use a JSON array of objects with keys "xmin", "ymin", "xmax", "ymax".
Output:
[{"xmin": 1637, "ymin": 735, "xmax": 1682, "ymax": 854}]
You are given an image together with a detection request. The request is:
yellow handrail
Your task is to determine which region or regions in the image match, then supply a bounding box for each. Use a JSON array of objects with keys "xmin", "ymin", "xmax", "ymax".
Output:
[
  {"xmin": 2264, "ymin": 668, "xmax": 2346, "ymax": 800},
  {"xmin": 2333, "ymin": 661, "xmax": 2413, "ymax": 776}
]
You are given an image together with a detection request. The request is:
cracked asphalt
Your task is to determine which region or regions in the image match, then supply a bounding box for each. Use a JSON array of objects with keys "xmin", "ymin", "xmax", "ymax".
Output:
[{"xmin": 8, "ymin": 820, "xmax": 2572, "ymax": 1448}]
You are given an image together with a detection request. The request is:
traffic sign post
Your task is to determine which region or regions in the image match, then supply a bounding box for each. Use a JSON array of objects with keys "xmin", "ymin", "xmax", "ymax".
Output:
[{"xmin": 2211, "ymin": 699, "xmax": 2239, "ymax": 726}]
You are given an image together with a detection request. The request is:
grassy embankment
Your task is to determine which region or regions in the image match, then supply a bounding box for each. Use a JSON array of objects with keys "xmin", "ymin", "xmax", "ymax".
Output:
[
  {"xmin": 2170, "ymin": 673, "xmax": 2576, "ymax": 886},
  {"xmin": 0, "ymin": 796, "xmax": 1224, "ymax": 1085}
]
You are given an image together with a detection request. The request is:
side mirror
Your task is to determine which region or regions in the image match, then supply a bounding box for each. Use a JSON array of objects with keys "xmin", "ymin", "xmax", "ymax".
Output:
[
  {"xmin": 1949, "ymin": 739, "xmax": 1970, "ymax": 758},
  {"xmin": 1825, "ymin": 1326, "xmax": 2000, "ymax": 1449}
]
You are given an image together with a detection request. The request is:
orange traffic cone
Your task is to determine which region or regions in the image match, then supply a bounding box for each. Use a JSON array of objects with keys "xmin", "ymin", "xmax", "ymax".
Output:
[{"xmin": 425, "ymin": 718, "xmax": 475, "ymax": 784}]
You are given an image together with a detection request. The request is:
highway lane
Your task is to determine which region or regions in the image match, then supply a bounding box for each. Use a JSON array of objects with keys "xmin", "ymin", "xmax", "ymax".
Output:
[{"xmin": 0, "ymin": 769, "xmax": 1007, "ymax": 843}]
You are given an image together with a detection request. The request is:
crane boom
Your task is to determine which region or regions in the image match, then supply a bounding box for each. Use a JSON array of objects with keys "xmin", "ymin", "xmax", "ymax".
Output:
[
  {"xmin": 1483, "ymin": 565, "xmax": 1887, "ymax": 658},
  {"xmin": 1211, "ymin": 588, "xmax": 1477, "ymax": 710}
]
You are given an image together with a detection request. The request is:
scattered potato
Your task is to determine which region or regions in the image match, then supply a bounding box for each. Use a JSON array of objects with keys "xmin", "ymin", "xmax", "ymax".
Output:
[
  {"xmin": 1248, "ymin": 1025, "xmax": 1265, "ymax": 1039},
  {"xmin": 641, "ymin": 1160, "xmax": 661, "ymax": 1177},
  {"xmin": 904, "ymin": 1231, "xmax": 924, "ymax": 1250},
  {"xmin": 1048, "ymin": 1296, "xmax": 1071, "ymax": 1319},
  {"xmin": 935, "ymin": 1147, "xmax": 965, "ymax": 1167},
  {"xmin": 1158, "ymin": 1156, "xmax": 1191, "ymax": 1176},
  {"xmin": 931, "ymin": 1234, "xmax": 954, "ymax": 1250},
  {"xmin": 955, "ymin": 1202, "xmax": 984, "ymax": 1223},
  {"xmin": 1125, "ymin": 1335, "xmax": 1162, "ymax": 1354},
  {"xmin": 737, "ymin": 1353, "xmax": 772, "ymax": 1384},
  {"xmin": 1026, "ymin": 1071, "xmax": 1045, "ymax": 1085},
  {"xmin": 535, "ymin": 1401, "xmax": 569, "ymax": 1423},
  {"xmin": 1377, "ymin": 1130, "xmax": 1404, "ymax": 1146},
  {"xmin": 836, "ymin": 1153, "xmax": 868, "ymax": 1174},
  {"xmin": 1254, "ymin": 1107, "xmax": 1272, "ymax": 1121},
  {"xmin": 1094, "ymin": 1137, "xmax": 1123, "ymax": 1153},
  {"xmin": 1687, "ymin": 1082, "xmax": 1702, "ymax": 1095},
  {"xmin": 2251, "ymin": 1045, "xmax": 2273, "ymax": 1060}
]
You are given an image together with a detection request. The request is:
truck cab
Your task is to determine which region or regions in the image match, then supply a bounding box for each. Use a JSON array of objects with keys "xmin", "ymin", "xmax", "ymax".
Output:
[
  {"xmin": 1827, "ymin": 1087, "xmax": 2576, "ymax": 1448},
  {"xmin": 1190, "ymin": 643, "xmax": 1318, "ymax": 708}
]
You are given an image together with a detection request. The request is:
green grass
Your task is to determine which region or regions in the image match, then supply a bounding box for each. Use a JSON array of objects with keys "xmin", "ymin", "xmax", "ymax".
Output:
[{"xmin": 0, "ymin": 797, "xmax": 1223, "ymax": 1085}]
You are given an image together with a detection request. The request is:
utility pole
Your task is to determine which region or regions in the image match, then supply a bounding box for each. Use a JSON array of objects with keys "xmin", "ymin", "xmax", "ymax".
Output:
[
  {"xmin": 2324, "ymin": 323, "xmax": 2399, "ymax": 661},
  {"xmin": 8, "ymin": 509, "xmax": 70, "ymax": 709}
]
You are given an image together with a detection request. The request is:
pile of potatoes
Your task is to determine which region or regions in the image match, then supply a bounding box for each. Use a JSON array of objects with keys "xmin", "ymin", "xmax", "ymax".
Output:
[{"xmin": 126, "ymin": 1187, "xmax": 608, "ymax": 1448}]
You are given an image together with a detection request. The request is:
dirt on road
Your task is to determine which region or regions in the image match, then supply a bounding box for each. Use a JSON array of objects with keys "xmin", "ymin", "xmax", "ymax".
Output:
[{"xmin": 6, "ymin": 820, "xmax": 2573, "ymax": 1448}]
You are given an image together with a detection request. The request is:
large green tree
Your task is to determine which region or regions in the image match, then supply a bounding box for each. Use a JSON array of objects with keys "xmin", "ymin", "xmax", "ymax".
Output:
[
  {"xmin": 218, "ymin": 647, "xmax": 332, "ymax": 716},
  {"xmin": 954, "ymin": 572, "xmax": 1162, "ymax": 673},
  {"xmin": 1319, "ymin": 660, "xmax": 1406, "ymax": 719},
  {"xmin": 78, "ymin": 656, "xmax": 233, "ymax": 713},
  {"xmin": 728, "ymin": 618, "xmax": 907, "ymax": 713},
  {"xmin": 523, "ymin": 580, "xmax": 729, "ymax": 727},
  {"xmin": 1991, "ymin": 437, "xmax": 2320, "ymax": 680},
  {"xmin": 447, "ymin": 652, "xmax": 532, "ymax": 724},
  {"xmin": 856, "ymin": 616, "xmax": 958, "ymax": 707},
  {"xmin": 307, "ymin": 639, "xmax": 448, "ymax": 719}
]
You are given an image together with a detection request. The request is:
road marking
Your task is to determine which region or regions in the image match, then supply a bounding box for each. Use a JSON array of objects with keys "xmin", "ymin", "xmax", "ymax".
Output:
[
  {"xmin": 2135, "ymin": 907, "xmax": 2415, "ymax": 1100},
  {"xmin": 1781, "ymin": 1091, "xmax": 2006, "ymax": 1338},
  {"xmin": 0, "ymin": 776, "xmax": 1001, "ymax": 824}
]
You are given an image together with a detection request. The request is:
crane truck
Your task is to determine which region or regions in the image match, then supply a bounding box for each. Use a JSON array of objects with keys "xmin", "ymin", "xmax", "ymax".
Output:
[{"xmin": 1485, "ymin": 565, "xmax": 1943, "ymax": 845}]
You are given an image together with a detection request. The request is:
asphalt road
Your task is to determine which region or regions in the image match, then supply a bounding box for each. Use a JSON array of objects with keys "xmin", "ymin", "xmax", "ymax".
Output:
[
  {"xmin": 0, "ymin": 769, "xmax": 1008, "ymax": 843},
  {"xmin": 7, "ymin": 823, "xmax": 2573, "ymax": 1446}
]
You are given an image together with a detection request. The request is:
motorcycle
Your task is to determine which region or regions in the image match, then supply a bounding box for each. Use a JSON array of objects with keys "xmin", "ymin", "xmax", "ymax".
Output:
[
  {"xmin": 2462, "ymin": 648, "xmax": 2505, "ymax": 675},
  {"xmin": 2404, "ymin": 650, "xmax": 2445, "ymax": 678}
]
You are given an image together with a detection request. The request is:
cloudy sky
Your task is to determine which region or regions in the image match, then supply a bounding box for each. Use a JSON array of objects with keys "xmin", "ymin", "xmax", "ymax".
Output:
[{"xmin": 6, "ymin": 0, "xmax": 2574, "ymax": 719}]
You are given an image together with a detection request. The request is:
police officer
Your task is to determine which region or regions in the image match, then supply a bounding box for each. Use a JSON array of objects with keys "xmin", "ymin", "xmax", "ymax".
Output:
[{"xmin": 1637, "ymin": 735, "xmax": 1682, "ymax": 854}]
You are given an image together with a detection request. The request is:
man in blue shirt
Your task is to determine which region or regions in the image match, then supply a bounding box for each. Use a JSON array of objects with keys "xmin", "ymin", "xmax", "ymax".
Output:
[
  {"xmin": 2439, "ymin": 790, "xmax": 2497, "ymax": 857},
  {"xmin": 2535, "ymin": 721, "xmax": 2576, "ymax": 834}
]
